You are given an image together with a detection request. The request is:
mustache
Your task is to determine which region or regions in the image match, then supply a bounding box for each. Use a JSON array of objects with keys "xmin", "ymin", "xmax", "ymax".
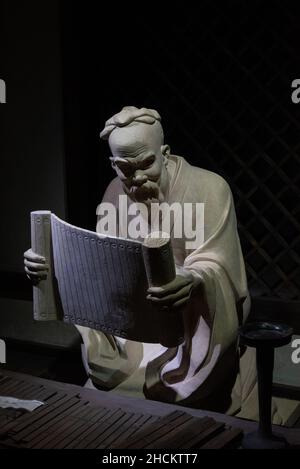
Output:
[{"xmin": 126, "ymin": 181, "xmax": 159, "ymax": 200}]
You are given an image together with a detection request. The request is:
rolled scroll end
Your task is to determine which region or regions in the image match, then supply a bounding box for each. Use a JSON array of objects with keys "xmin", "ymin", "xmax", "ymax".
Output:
[
  {"xmin": 142, "ymin": 232, "xmax": 176, "ymax": 287},
  {"xmin": 142, "ymin": 231, "xmax": 170, "ymax": 248},
  {"xmin": 30, "ymin": 210, "xmax": 59, "ymax": 321},
  {"xmin": 142, "ymin": 231, "xmax": 184, "ymax": 348}
]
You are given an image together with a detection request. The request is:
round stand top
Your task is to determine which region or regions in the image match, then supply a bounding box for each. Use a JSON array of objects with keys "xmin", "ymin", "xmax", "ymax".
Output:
[{"xmin": 239, "ymin": 321, "xmax": 293, "ymax": 348}]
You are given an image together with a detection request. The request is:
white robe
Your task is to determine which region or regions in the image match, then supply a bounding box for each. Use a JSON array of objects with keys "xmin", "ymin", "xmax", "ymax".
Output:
[{"xmin": 77, "ymin": 155, "xmax": 251, "ymax": 413}]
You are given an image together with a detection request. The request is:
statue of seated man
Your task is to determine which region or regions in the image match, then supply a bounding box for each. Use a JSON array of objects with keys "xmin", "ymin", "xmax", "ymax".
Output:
[{"xmin": 25, "ymin": 106, "xmax": 256, "ymax": 415}]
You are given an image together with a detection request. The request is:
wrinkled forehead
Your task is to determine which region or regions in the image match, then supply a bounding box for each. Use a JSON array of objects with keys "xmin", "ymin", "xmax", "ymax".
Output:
[{"xmin": 108, "ymin": 122, "xmax": 162, "ymax": 157}]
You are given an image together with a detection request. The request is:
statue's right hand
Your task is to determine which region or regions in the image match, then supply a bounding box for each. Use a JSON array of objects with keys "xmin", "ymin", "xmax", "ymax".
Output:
[{"xmin": 24, "ymin": 248, "xmax": 49, "ymax": 284}]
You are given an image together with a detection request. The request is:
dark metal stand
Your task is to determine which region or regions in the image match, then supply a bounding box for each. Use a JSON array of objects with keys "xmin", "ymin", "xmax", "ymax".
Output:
[{"xmin": 239, "ymin": 321, "xmax": 293, "ymax": 449}]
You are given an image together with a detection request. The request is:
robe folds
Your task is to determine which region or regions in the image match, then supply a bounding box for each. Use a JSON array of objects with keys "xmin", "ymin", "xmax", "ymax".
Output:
[{"xmin": 77, "ymin": 154, "xmax": 252, "ymax": 414}]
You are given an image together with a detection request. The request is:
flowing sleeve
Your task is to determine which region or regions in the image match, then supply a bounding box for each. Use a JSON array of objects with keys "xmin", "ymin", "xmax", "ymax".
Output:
[{"xmin": 145, "ymin": 171, "xmax": 250, "ymax": 407}]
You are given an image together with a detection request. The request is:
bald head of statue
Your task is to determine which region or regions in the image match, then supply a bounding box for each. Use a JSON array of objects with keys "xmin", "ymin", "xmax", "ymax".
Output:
[{"xmin": 100, "ymin": 106, "xmax": 171, "ymax": 204}]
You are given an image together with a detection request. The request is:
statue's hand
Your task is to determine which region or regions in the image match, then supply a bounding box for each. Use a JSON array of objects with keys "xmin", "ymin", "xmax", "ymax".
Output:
[
  {"xmin": 146, "ymin": 268, "xmax": 202, "ymax": 310},
  {"xmin": 24, "ymin": 248, "xmax": 49, "ymax": 284}
]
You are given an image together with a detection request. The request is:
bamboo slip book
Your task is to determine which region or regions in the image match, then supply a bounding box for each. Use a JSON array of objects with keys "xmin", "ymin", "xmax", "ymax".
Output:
[{"xmin": 30, "ymin": 211, "xmax": 184, "ymax": 347}]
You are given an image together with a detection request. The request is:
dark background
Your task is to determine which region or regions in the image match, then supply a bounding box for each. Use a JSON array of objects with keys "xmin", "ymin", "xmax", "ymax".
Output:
[
  {"xmin": 0, "ymin": 1, "xmax": 300, "ymax": 382},
  {"xmin": 63, "ymin": 0, "xmax": 300, "ymax": 301}
]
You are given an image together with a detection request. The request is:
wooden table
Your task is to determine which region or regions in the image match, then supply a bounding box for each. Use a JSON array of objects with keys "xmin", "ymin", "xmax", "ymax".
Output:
[{"xmin": 0, "ymin": 369, "xmax": 299, "ymax": 449}]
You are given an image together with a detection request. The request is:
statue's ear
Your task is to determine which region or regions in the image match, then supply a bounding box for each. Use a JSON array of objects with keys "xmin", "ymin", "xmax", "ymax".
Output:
[{"xmin": 161, "ymin": 145, "xmax": 171, "ymax": 165}]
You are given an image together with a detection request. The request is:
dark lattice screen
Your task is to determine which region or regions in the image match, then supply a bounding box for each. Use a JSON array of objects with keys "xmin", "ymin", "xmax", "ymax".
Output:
[{"xmin": 72, "ymin": 1, "xmax": 300, "ymax": 301}]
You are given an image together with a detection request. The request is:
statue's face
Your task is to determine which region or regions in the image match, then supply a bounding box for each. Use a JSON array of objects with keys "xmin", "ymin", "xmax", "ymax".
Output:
[{"xmin": 108, "ymin": 124, "xmax": 169, "ymax": 204}]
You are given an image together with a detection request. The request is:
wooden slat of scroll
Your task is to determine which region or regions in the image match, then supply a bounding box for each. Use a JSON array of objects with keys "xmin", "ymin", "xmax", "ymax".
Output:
[
  {"xmin": 66, "ymin": 412, "xmax": 160, "ymax": 450},
  {"xmin": 31, "ymin": 404, "xmax": 106, "ymax": 449},
  {"xmin": 39, "ymin": 406, "xmax": 110, "ymax": 449},
  {"xmin": 10, "ymin": 391, "xmax": 70, "ymax": 431},
  {"xmin": 0, "ymin": 377, "xmax": 55, "ymax": 403},
  {"xmin": 63, "ymin": 408, "xmax": 121, "ymax": 449},
  {"xmin": 0, "ymin": 379, "xmax": 25, "ymax": 394},
  {"xmin": 0, "ymin": 380, "xmax": 49, "ymax": 429},
  {"xmin": 12, "ymin": 384, "xmax": 42, "ymax": 399},
  {"xmin": 200, "ymin": 427, "xmax": 243, "ymax": 449},
  {"xmin": 145, "ymin": 417, "xmax": 217, "ymax": 449},
  {"xmin": 0, "ymin": 376, "xmax": 12, "ymax": 386},
  {"xmin": 0, "ymin": 391, "xmax": 71, "ymax": 437},
  {"xmin": 26, "ymin": 387, "xmax": 57, "ymax": 402},
  {"xmin": 2, "ymin": 383, "xmax": 40, "ymax": 400},
  {"xmin": 180, "ymin": 421, "xmax": 226, "ymax": 449},
  {"xmin": 0, "ymin": 390, "xmax": 75, "ymax": 447},
  {"xmin": 0, "ymin": 381, "xmax": 56, "ymax": 434},
  {"xmin": 97, "ymin": 413, "xmax": 153, "ymax": 449},
  {"xmin": 18, "ymin": 397, "xmax": 86, "ymax": 443},
  {"xmin": 119, "ymin": 411, "xmax": 193, "ymax": 449},
  {"xmin": 75, "ymin": 408, "xmax": 127, "ymax": 449},
  {"xmin": 109, "ymin": 415, "xmax": 159, "ymax": 449},
  {"xmin": 13, "ymin": 395, "xmax": 81, "ymax": 442},
  {"xmin": 85, "ymin": 411, "xmax": 137, "ymax": 449},
  {"xmin": 80, "ymin": 410, "xmax": 133, "ymax": 449},
  {"xmin": 30, "ymin": 401, "xmax": 91, "ymax": 441},
  {"xmin": 0, "ymin": 378, "xmax": 18, "ymax": 392}
]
